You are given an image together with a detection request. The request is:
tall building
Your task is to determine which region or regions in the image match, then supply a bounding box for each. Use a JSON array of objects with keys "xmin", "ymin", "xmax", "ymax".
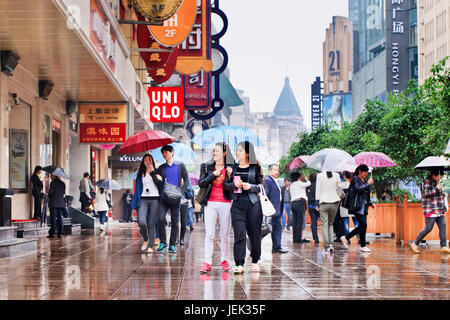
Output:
[
  {"xmin": 352, "ymin": 0, "xmax": 418, "ymax": 119},
  {"xmin": 418, "ymin": 0, "xmax": 449, "ymax": 84},
  {"xmin": 322, "ymin": 16, "xmax": 353, "ymax": 127}
]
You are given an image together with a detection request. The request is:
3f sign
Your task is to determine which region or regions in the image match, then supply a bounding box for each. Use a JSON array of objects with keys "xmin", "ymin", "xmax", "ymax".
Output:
[{"xmin": 149, "ymin": 87, "xmax": 184, "ymax": 123}]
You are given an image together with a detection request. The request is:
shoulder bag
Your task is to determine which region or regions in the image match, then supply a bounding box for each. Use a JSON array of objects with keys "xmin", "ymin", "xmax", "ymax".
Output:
[
  {"xmin": 259, "ymin": 185, "xmax": 276, "ymax": 217},
  {"xmin": 161, "ymin": 165, "xmax": 183, "ymax": 206}
]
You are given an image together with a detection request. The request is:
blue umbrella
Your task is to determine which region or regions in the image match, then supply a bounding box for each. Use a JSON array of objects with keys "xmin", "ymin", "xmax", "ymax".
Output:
[
  {"xmin": 191, "ymin": 126, "xmax": 264, "ymax": 151},
  {"xmin": 152, "ymin": 142, "xmax": 195, "ymax": 164}
]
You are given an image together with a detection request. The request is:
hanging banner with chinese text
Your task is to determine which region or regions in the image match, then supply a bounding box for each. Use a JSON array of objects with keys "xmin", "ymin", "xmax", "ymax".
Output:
[
  {"xmin": 79, "ymin": 104, "xmax": 127, "ymax": 143},
  {"xmin": 183, "ymin": 69, "xmax": 211, "ymax": 109}
]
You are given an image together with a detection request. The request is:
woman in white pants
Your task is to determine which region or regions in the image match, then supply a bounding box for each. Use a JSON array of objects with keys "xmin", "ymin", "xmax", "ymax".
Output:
[{"xmin": 198, "ymin": 143, "xmax": 235, "ymax": 273}]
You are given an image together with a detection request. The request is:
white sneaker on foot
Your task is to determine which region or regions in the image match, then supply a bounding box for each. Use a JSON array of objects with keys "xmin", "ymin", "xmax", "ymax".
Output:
[
  {"xmin": 147, "ymin": 247, "xmax": 153, "ymax": 253},
  {"xmin": 360, "ymin": 246, "xmax": 372, "ymax": 252},
  {"xmin": 233, "ymin": 265, "xmax": 244, "ymax": 274},
  {"xmin": 141, "ymin": 241, "xmax": 149, "ymax": 251},
  {"xmin": 252, "ymin": 263, "xmax": 260, "ymax": 273}
]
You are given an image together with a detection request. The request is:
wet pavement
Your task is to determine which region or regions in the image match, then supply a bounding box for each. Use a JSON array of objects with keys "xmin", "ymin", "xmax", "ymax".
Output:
[{"xmin": 0, "ymin": 221, "xmax": 448, "ymax": 300}]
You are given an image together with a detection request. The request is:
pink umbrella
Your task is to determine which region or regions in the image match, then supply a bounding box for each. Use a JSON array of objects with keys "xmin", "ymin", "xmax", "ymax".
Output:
[
  {"xmin": 285, "ymin": 156, "xmax": 311, "ymax": 172},
  {"xmin": 354, "ymin": 152, "xmax": 397, "ymax": 168}
]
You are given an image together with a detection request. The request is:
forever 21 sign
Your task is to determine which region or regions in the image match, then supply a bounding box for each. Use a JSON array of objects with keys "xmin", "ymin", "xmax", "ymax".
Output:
[{"xmin": 149, "ymin": 87, "xmax": 184, "ymax": 123}]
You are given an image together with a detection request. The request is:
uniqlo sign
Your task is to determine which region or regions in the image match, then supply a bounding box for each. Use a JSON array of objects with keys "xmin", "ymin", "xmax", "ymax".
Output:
[{"xmin": 149, "ymin": 87, "xmax": 184, "ymax": 123}]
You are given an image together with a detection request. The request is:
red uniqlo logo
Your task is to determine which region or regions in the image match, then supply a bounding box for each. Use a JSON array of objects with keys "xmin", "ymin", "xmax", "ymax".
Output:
[{"xmin": 149, "ymin": 87, "xmax": 184, "ymax": 123}]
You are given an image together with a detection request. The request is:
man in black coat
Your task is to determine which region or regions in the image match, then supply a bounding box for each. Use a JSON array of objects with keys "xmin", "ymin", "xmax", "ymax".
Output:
[
  {"xmin": 47, "ymin": 175, "xmax": 66, "ymax": 238},
  {"xmin": 264, "ymin": 164, "xmax": 288, "ymax": 254}
]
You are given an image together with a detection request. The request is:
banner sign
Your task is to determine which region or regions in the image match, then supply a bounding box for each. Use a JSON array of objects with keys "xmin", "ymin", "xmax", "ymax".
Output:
[
  {"xmin": 148, "ymin": 0, "xmax": 197, "ymax": 47},
  {"xmin": 311, "ymin": 76, "xmax": 322, "ymax": 131},
  {"xmin": 149, "ymin": 87, "xmax": 184, "ymax": 123},
  {"xmin": 79, "ymin": 104, "xmax": 127, "ymax": 143},
  {"xmin": 183, "ymin": 69, "xmax": 211, "ymax": 109}
]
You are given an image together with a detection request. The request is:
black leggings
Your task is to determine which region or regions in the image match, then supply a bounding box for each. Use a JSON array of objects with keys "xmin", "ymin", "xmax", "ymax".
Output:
[
  {"xmin": 231, "ymin": 196, "xmax": 263, "ymax": 266},
  {"xmin": 345, "ymin": 213, "xmax": 367, "ymax": 247},
  {"xmin": 33, "ymin": 195, "xmax": 42, "ymax": 220}
]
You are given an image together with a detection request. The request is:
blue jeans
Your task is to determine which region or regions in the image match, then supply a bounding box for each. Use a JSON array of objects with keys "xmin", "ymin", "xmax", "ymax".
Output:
[
  {"xmin": 282, "ymin": 203, "xmax": 291, "ymax": 229},
  {"xmin": 98, "ymin": 211, "xmax": 108, "ymax": 225},
  {"xmin": 49, "ymin": 207, "xmax": 64, "ymax": 236},
  {"xmin": 187, "ymin": 207, "xmax": 194, "ymax": 228},
  {"xmin": 342, "ymin": 216, "xmax": 360, "ymax": 234}
]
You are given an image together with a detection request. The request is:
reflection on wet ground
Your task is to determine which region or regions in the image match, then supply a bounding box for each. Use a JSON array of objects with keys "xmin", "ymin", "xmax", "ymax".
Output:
[{"xmin": 0, "ymin": 221, "xmax": 448, "ymax": 300}]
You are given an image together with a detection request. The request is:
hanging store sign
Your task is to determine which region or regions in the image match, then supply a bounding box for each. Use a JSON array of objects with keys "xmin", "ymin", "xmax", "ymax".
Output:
[
  {"xmin": 148, "ymin": 0, "xmax": 197, "ymax": 47},
  {"xmin": 176, "ymin": 0, "xmax": 212, "ymax": 75},
  {"xmin": 386, "ymin": 0, "xmax": 410, "ymax": 95},
  {"xmin": 90, "ymin": 0, "xmax": 116, "ymax": 72},
  {"xmin": 149, "ymin": 87, "xmax": 184, "ymax": 123},
  {"xmin": 183, "ymin": 69, "xmax": 211, "ymax": 109},
  {"xmin": 311, "ymin": 76, "xmax": 322, "ymax": 131},
  {"xmin": 79, "ymin": 104, "xmax": 127, "ymax": 143},
  {"xmin": 133, "ymin": 0, "xmax": 183, "ymax": 22}
]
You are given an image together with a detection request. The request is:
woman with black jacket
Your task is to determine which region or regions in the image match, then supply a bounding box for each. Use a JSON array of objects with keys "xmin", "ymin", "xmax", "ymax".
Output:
[
  {"xmin": 306, "ymin": 172, "xmax": 320, "ymax": 243},
  {"xmin": 131, "ymin": 154, "xmax": 164, "ymax": 253},
  {"xmin": 31, "ymin": 166, "xmax": 44, "ymax": 220},
  {"xmin": 198, "ymin": 143, "xmax": 234, "ymax": 273},
  {"xmin": 341, "ymin": 164, "xmax": 375, "ymax": 252},
  {"xmin": 224, "ymin": 141, "xmax": 264, "ymax": 274}
]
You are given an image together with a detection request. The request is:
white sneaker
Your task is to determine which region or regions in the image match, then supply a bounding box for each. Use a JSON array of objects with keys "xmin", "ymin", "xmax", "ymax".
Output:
[
  {"xmin": 99, "ymin": 224, "xmax": 104, "ymax": 231},
  {"xmin": 329, "ymin": 245, "xmax": 334, "ymax": 253},
  {"xmin": 252, "ymin": 263, "xmax": 260, "ymax": 273},
  {"xmin": 141, "ymin": 241, "xmax": 149, "ymax": 251},
  {"xmin": 147, "ymin": 247, "xmax": 153, "ymax": 253},
  {"xmin": 360, "ymin": 246, "xmax": 372, "ymax": 252},
  {"xmin": 233, "ymin": 265, "xmax": 244, "ymax": 274},
  {"xmin": 340, "ymin": 236, "xmax": 348, "ymax": 248}
]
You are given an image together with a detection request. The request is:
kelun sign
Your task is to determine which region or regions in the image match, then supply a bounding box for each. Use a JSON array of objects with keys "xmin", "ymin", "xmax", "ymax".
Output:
[{"xmin": 149, "ymin": 87, "xmax": 184, "ymax": 123}]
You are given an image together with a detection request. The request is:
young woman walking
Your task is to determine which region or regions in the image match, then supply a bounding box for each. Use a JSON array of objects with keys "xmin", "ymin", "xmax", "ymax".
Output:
[
  {"xmin": 131, "ymin": 154, "xmax": 163, "ymax": 253},
  {"xmin": 290, "ymin": 172, "xmax": 311, "ymax": 243},
  {"xmin": 198, "ymin": 143, "xmax": 235, "ymax": 273},
  {"xmin": 224, "ymin": 141, "xmax": 264, "ymax": 274},
  {"xmin": 341, "ymin": 165, "xmax": 375, "ymax": 252},
  {"xmin": 95, "ymin": 187, "xmax": 111, "ymax": 231}
]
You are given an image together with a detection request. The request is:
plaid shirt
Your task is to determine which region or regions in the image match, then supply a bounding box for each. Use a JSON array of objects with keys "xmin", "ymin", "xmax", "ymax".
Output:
[{"xmin": 421, "ymin": 179, "xmax": 445, "ymax": 218}]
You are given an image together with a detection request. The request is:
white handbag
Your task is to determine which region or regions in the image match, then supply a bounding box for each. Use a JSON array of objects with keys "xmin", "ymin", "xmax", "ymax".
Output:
[{"xmin": 259, "ymin": 185, "xmax": 276, "ymax": 217}]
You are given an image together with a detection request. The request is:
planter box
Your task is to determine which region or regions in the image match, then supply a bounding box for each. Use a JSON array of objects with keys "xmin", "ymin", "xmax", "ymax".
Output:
[{"xmin": 367, "ymin": 202, "xmax": 397, "ymax": 235}]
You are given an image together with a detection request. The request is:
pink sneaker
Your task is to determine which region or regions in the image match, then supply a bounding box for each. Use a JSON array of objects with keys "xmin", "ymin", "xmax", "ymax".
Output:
[
  {"xmin": 200, "ymin": 262, "xmax": 212, "ymax": 273},
  {"xmin": 221, "ymin": 260, "xmax": 230, "ymax": 272}
]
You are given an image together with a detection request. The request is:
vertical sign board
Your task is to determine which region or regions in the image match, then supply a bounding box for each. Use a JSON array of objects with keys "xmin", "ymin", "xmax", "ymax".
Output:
[
  {"xmin": 79, "ymin": 104, "xmax": 127, "ymax": 143},
  {"xmin": 149, "ymin": 87, "xmax": 184, "ymax": 123},
  {"xmin": 386, "ymin": 0, "xmax": 410, "ymax": 95},
  {"xmin": 311, "ymin": 77, "xmax": 322, "ymax": 131},
  {"xmin": 178, "ymin": 0, "xmax": 212, "ymax": 110}
]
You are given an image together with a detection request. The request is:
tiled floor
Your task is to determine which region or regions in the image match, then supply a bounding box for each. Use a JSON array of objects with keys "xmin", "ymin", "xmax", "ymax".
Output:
[{"xmin": 0, "ymin": 221, "xmax": 448, "ymax": 300}]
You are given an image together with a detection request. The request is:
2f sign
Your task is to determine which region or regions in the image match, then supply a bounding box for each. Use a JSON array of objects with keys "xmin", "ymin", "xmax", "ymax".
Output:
[{"xmin": 149, "ymin": 87, "xmax": 184, "ymax": 123}]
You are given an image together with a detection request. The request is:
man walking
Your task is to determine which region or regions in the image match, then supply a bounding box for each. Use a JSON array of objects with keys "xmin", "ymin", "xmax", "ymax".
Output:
[
  {"xmin": 264, "ymin": 164, "xmax": 289, "ymax": 254},
  {"xmin": 155, "ymin": 145, "xmax": 189, "ymax": 254},
  {"xmin": 79, "ymin": 172, "xmax": 93, "ymax": 213},
  {"xmin": 48, "ymin": 175, "xmax": 66, "ymax": 238},
  {"xmin": 281, "ymin": 178, "xmax": 292, "ymax": 231}
]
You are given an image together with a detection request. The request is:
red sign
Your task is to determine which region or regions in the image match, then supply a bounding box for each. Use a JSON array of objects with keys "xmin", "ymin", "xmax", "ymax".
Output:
[
  {"xmin": 51, "ymin": 119, "xmax": 61, "ymax": 131},
  {"xmin": 149, "ymin": 87, "xmax": 184, "ymax": 123},
  {"xmin": 183, "ymin": 69, "xmax": 211, "ymax": 109}
]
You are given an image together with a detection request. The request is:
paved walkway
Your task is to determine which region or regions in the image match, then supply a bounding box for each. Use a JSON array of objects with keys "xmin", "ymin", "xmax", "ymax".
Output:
[{"xmin": 0, "ymin": 221, "xmax": 448, "ymax": 300}]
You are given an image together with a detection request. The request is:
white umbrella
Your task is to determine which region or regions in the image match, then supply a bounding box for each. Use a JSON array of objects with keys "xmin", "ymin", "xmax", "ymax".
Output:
[
  {"xmin": 446, "ymin": 139, "xmax": 450, "ymax": 155},
  {"xmin": 308, "ymin": 148, "xmax": 354, "ymax": 172},
  {"xmin": 415, "ymin": 156, "xmax": 450, "ymax": 171},
  {"xmin": 333, "ymin": 159, "xmax": 357, "ymax": 172}
]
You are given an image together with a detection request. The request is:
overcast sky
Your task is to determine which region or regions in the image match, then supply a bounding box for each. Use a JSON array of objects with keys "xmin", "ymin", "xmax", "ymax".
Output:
[{"xmin": 219, "ymin": 0, "xmax": 349, "ymax": 130}]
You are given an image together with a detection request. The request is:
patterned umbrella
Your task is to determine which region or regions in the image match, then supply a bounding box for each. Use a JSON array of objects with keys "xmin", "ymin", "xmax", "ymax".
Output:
[
  {"xmin": 191, "ymin": 126, "xmax": 264, "ymax": 151},
  {"xmin": 284, "ymin": 156, "xmax": 310, "ymax": 172},
  {"xmin": 118, "ymin": 130, "xmax": 175, "ymax": 154},
  {"xmin": 354, "ymin": 152, "xmax": 397, "ymax": 168}
]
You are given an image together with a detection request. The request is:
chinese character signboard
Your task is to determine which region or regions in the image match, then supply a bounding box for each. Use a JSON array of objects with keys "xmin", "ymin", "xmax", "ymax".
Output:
[
  {"xmin": 183, "ymin": 69, "xmax": 211, "ymax": 109},
  {"xmin": 79, "ymin": 104, "xmax": 127, "ymax": 143},
  {"xmin": 386, "ymin": 0, "xmax": 410, "ymax": 95},
  {"xmin": 149, "ymin": 87, "xmax": 184, "ymax": 123}
]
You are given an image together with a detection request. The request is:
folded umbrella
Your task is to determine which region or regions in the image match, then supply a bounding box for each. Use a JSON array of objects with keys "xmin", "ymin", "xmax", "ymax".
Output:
[
  {"xmin": 96, "ymin": 179, "xmax": 121, "ymax": 190},
  {"xmin": 415, "ymin": 156, "xmax": 450, "ymax": 171},
  {"xmin": 354, "ymin": 152, "xmax": 397, "ymax": 168},
  {"xmin": 42, "ymin": 165, "xmax": 70, "ymax": 179},
  {"xmin": 118, "ymin": 130, "xmax": 175, "ymax": 154},
  {"xmin": 308, "ymin": 148, "xmax": 354, "ymax": 172}
]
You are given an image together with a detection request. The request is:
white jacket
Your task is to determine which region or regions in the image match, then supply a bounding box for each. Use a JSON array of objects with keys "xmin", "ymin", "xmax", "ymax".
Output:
[
  {"xmin": 95, "ymin": 191, "xmax": 111, "ymax": 212},
  {"xmin": 316, "ymin": 172, "xmax": 342, "ymax": 204}
]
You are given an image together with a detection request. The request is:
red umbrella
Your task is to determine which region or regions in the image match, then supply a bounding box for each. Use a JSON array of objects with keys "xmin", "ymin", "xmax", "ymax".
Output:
[
  {"xmin": 118, "ymin": 130, "xmax": 175, "ymax": 154},
  {"xmin": 285, "ymin": 156, "xmax": 311, "ymax": 172},
  {"xmin": 354, "ymin": 152, "xmax": 397, "ymax": 168}
]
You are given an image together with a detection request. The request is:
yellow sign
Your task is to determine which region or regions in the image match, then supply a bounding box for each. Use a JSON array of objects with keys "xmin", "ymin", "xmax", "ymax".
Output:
[
  {"xmin": 133, "ymin": 0, "xmax": 183, "ymax": 22},
  {"xmin": 148, "ymin": 0, "xmax": 197, "ymax": 47},
  {"xmin": 79, "ymin": 104, "xmax": 127, "ymax": 124}
]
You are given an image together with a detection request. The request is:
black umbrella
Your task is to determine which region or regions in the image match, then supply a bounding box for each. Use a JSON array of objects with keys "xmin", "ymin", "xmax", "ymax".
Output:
[
  {"xmin": 96, "ymin": 179, "xmax": 121, "ymax": 190},
  {"xmin": 42, "ymin": 165, "xmax": 71, "ymax": 179}
]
